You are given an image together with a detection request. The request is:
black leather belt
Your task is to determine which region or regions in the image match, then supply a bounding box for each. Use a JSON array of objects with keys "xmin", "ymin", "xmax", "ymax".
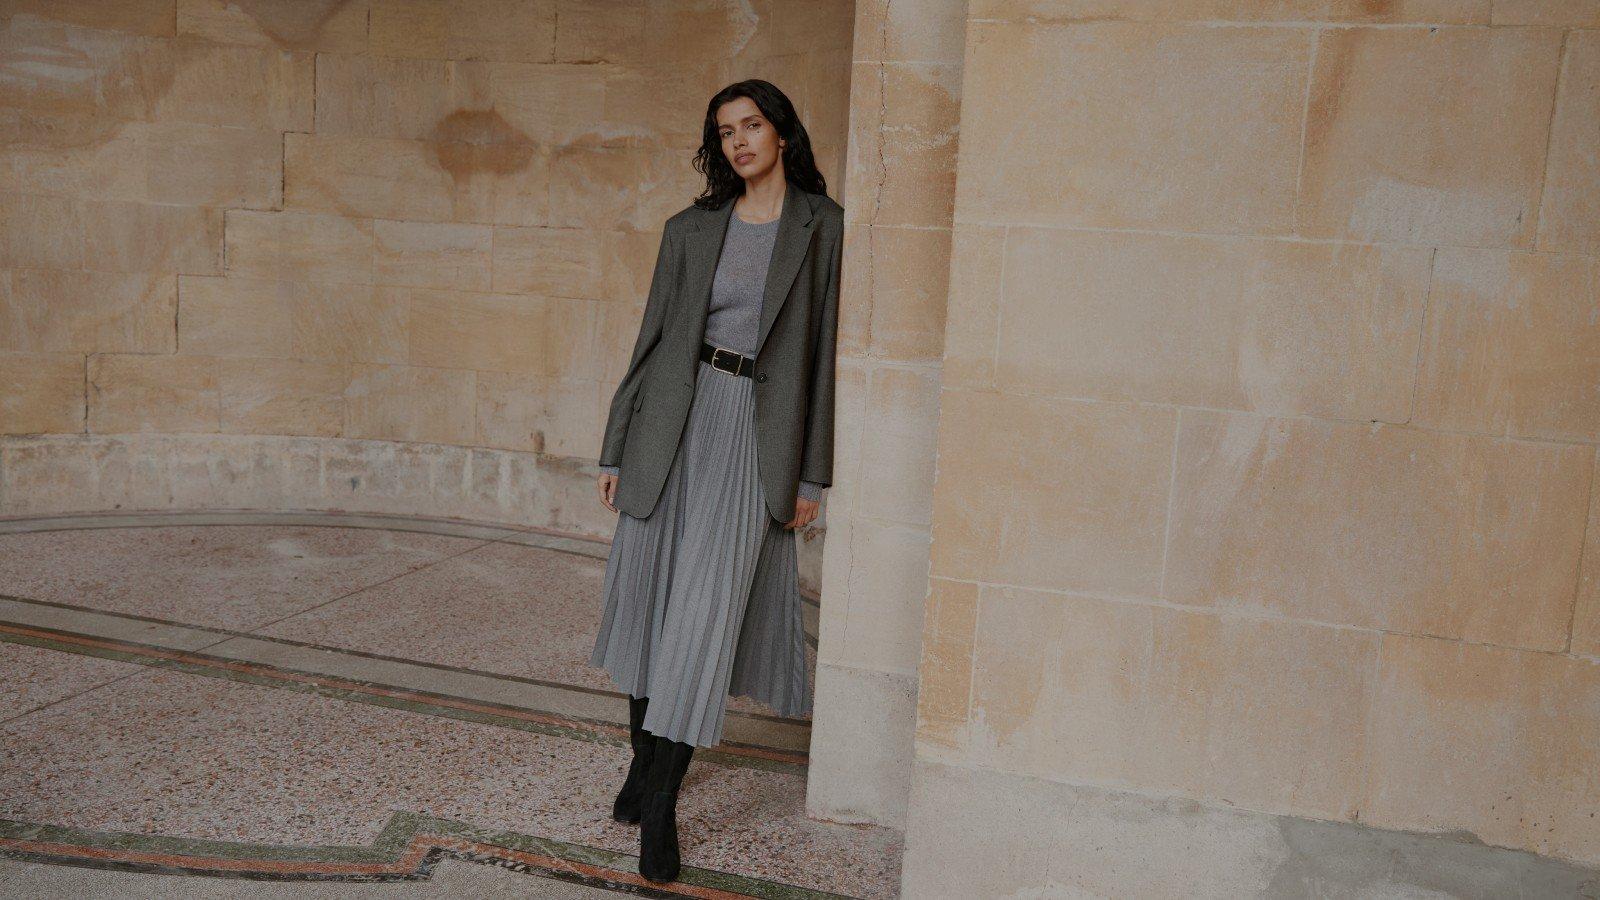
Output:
[{"xmin": 700, "ymin": 341, "xmax": 754, "ymax": 378}]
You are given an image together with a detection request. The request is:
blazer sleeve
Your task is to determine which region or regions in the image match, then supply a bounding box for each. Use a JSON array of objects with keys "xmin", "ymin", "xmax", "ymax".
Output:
[
  {"xmin": 798, "ymin": 219, "xmax": 842, "ymax": 489},
  {"xmin": 598, "ymin": 226, "xmax": 679, "ymax": 469}
]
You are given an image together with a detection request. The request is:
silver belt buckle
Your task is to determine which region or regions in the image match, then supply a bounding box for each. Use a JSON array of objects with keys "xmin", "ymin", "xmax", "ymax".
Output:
[{"xmin": 711, "ymin": 346, "xmax": 739, "ymax": 374}]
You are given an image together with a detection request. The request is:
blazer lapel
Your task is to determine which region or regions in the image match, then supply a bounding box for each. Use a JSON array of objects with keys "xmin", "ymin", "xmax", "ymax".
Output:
[
  {"xmin": 681, "ymin": 195, "xmax": 735, "ymax": 364},
  {"xmin": 682, "ymin": 181, "xmax": 817, "ymax": 361},
  {"xmin": 755, "ymin": 182, "xmax": 817, "ymax": 358}
]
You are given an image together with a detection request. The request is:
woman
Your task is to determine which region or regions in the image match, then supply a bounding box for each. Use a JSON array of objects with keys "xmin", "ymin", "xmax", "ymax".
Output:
[{"xmin": 588, "ymin": 79, "xmax": 844, "ymax": 885}]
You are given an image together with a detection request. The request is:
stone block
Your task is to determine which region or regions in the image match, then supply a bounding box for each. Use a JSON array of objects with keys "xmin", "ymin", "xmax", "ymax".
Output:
[
  {"xmin": 88, "ymin": 352, "xmax": 218, "ymax": 432},
  {"xmin": 373, "ymin": 219, "xmax": 492, "ymax": 292},
  {"xmin": 1414, "ymin": 248, "xmax": 1600, "ymax": 442},
  {"xmin": 1298, "ymin": 26, "xmax": 1562, "ymax": 247},
  {"xmin": 0, "ymin": 352, "xmax": 84, "ymax": 434},
  {"xmin": 1537, "ymin": 30, "xmax": 1600, "ymax": 253},
  {"xmin": 928, "ymin": 389, "xmax": 1176, "ymax": 597},
  {"xmin": 224, "ymin": 209, "xmax": 375, "ymax": 285},
  {"xmin": 997, "ymin": 227, "xmax": 1431, "ymax": 419},
  {"xmin": 176, "ymin": 0, "xmax": 369, "ymax": 53},
  {"xmin": 344, "ymin": 362, "xmax": 476, "ymax": 445},
  {"xmin": 1, "ymin": 269, "xmax": 176, "ymax": 354},
  {"xmin": 955, "ymin": 21, "xmax": 1308, "ymax": 234},
  {"xmin": 84, "ymin": 201, "xmax": 222, "ymax": 275},
  {"xmin": 1165, "ymin": 410, "xmax": 1592, "ymax": 650},
  {"xmin": 217, "ymin": 357, "xmax": 347, "ymax": 436}
]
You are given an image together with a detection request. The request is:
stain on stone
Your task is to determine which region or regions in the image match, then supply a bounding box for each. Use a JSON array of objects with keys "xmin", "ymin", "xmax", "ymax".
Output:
[
  {"xmin": 0, "ymin": 17, "xmax": 177, "ymax": 150},
  {"xmin": 428, "ymin": 109, "xmax": 536, "ymax": 182},
  {"xmin": 237, "ymin": 0, "xmax": 359, "ymax": 51},
  {"xmin": 1269, "ymin": 813, "xmax": 1600, "ymax": 897},
  {"xmin": 1357, "ymin": 0, "xmax": 1396, "ymax": 19},
  {"xmin": 1302, "ymin": 28, "xmax": 1355, "ymax": 160}
]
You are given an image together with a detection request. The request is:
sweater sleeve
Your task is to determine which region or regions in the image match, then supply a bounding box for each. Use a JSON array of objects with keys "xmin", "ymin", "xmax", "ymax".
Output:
[
  {"xmin": 798, "ymin": 480, "xmax": 824, "ymax": 502},
  {"xmin": 598, "ymin": 464, "xmax": 620, "ymax": 477}
]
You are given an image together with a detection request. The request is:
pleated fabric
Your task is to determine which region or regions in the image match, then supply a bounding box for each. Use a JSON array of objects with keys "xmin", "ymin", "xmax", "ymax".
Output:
[{"xmin": 589, "ymin": 357, "xmax": 813, "ymax": 748}]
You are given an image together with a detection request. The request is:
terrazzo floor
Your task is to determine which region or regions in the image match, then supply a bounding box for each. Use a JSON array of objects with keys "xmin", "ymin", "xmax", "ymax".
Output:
[{"xmin": 0, "ymin": 511, "xmax": 896, "ymax": 899}]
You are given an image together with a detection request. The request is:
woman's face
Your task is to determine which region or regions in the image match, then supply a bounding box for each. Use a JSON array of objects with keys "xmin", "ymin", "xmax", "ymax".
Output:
[{"xmin": 716, "ymin": 96, "xmax": 782, "ymax": 180}]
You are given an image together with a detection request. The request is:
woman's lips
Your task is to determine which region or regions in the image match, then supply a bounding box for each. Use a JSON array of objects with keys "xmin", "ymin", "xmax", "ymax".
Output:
[{"xmin": 735, "ymin": 153, "xmax": 754, "ymax": 163}]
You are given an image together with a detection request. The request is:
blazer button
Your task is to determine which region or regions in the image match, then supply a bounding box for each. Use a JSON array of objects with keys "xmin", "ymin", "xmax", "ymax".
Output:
[{"xmin": 756, "ymin": 372, "xmax": 767, "ymax": 382}]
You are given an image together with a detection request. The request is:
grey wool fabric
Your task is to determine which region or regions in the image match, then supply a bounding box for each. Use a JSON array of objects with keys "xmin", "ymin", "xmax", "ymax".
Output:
[{"xmin": 590, "ymin": 208, "xmax": 815, "ymax": 747}]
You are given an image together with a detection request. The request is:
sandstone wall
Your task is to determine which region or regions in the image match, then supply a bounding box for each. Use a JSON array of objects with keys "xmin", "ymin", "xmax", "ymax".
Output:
[
  {"xmin": 0, "ymin": 0, "xmax": 853, "ymax": 550},
  {"xmin": 900, "ymin": 1, "xmax": 1600, "ymax": 893}
]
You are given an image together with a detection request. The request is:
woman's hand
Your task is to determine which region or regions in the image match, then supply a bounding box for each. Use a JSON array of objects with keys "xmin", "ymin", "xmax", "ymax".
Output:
[
  {"xmin": 785, "ymin": 496, "xmax": 819, "ymax": 530},
  {"xmin": 598, "ymin": 473, "xmax": 619, "ymax": 513}
]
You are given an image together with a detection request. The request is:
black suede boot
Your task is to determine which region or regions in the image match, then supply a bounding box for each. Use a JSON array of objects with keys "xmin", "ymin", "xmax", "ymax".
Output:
[
  {"xmin": 638, "ymin": 734, "xmax": 695, "ymax": 883},
  {"xmin": 611, "ymin": 694, "xmax": 654, "ymax": 823}
]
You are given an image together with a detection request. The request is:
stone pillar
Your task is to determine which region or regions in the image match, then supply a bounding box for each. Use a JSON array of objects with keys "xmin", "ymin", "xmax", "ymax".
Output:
[{"xmin": 803, "ymin": 0, "xmax": 968, "ymax": 829}]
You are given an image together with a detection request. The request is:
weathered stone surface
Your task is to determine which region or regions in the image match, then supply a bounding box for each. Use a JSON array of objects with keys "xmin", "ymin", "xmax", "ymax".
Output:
[
  {"xmin": 1164, "ymin": 410, "xmax": 1592, "ymax": 651},
  {"xmin": 0, "ymin": 16, "xmax": 172, "ymax": 120},
  {"xmin": 84, "ymin": 201, "xmax": 222, "ymax": 275},
  {"xmin": 224, "ymin": 210, "xmax": 375, "ymax": 285},
  {"xmin": 0, "ymin": 192, "xmax": 84, "ymax": 270},
  {"xmin": 1573, "ymin": 453, "xmax": 1600, "ymax": 657},
  {"xmin": 804, "ymin": 661, "xmax": 918, "ymax": 829},
  {"xmin": 368, "ymin": 0, "xmax": 557, "ymax": 63},
  {"xmin": 159, "ymin": 37, "xmax": 313, "ymax": 131},
  {"xmin": 313, "ymin": 53, "xmax": 463, "ymax": 141},
  {"xmin": 902, "ymin": 758, "xmax": 1600, "ymax": 898},
  {"xmin": 474, "ymin": 369, "xmax": 599, "ymax": 458},
  {"xmin": 0, "ymin": 111, "xmax": 281, "ymax": 208},
  {"xmin": 967, "ymin": 587, "xmax": 1377, "ymax": 820},
  {"xmin": 175, "ymin": 0, "xmax": 369, "ymax": 53},
  {"xmin": 283, "ymin": 132, "xmax": 550, "ymax": 226},
  {"xmin": 996, "ymin": 227, "xmax": 1430, "ymax": 419},
  {"xmin": 403, "ymin": 288, "xmax": 595, "ymax": 379},
  {"xmin": 855, "ymin": 365, "xmax": 940, "ymax": 528},
  {"xmin": 373, "ymin": 219, "xmax": 493, "ymax": 292},
  {"xmin": 1365, "ymin": 632, "xmax": 1600, "ymax": 865},
  {"xmin": 1, "ymin": 0, "xmax": 179, "ymax": 36},
  {"xmin": 844, "ymin": 61, "xmax": 961, "ymax": 228},
  {"xmin": 489, "ymin": 225, "xmax": 607, "ymax": 299},
  {"xmin": 217, "ymin": 357, "xmax": 347, "ymax": 437},
  {"xmin": 928, "ymin": 389, "xmax": 1176, "ymax": 598},
  {"xmin": 1538, "ymin": 29, "xmax": 1600, "ymax": 253},
  {"xmin": 343, "ymin": 362, "xmax": 476, "ymax": 446},
  {"xmin": 912, "ymin": 577, "xmax": 978, "ymax": 753},
  {"xmin": 853, "ymin": 224, "xmax": 948, "ymax": 361},
  {"xmin": 0, "ymin": 352, "xmax": 84, "ymax": 434},
  {"xmin": 88, "ymin": 353, "xmax": 218, "ymax": 433},
  {"xmin": 969, "ymin": 0, "xmax": 1492, "ymax": 22},
  {"xmin": 1, "ymin": 269, "xmax": 176, "ymax": 354},
  {"xmin": 1492, "ymin": 0, "xmax": 1600, "ymax": 25},
  {"xmin": 1414, "ymin": 248, "xmax": 1600, "ymax": 443},
  {"xmin": 955, "ymin": 21, "xmax": 1308, "ymax": 235},
  {"xmin": 939, "ymin": 222, "xmax": 1003, "ymax": 390},
  {"xmin": 1298, "ymin": 26, "xmax": 1563, "ymax": 247}
]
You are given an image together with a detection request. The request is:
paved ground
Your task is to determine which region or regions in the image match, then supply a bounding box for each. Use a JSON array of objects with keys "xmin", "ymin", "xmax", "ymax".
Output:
[{"xmin": 0, "ymin": 511, "xmax": 896, "ymax": 899}]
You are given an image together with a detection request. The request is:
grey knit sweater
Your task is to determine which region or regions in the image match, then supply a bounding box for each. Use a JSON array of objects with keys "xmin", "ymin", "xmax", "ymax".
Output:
[{"xmin": 600, "ymin": 209, "xmax": 825, "ymax": 503}]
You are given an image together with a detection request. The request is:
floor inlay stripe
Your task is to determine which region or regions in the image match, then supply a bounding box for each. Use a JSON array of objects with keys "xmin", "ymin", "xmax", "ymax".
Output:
[
  {"xmin": 0, "ymin": 813, "xmax": 861, "ymax": 899},
  {"xmin": 0, "ymin": 590, "xmax": 811, "ymax": 751},
  {"xmin": 0, "ymin": 623, "xmax": 808, "ymax": 771}
]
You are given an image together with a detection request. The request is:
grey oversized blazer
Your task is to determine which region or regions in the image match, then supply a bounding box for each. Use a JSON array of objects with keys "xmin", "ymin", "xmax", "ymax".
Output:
[{"xmin": 598, "ymin": 181, "xmax": 844, "ymax": 524}]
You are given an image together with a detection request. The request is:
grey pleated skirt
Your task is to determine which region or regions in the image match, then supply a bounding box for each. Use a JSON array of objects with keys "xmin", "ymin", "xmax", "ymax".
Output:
[{"xmin": 589, "ymin": 358, "xmax": 813, "ymax": 748}]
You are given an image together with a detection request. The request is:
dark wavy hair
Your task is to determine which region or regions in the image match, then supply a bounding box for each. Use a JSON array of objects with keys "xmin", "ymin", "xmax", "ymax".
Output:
[{"xmin": 691, "ymin": 79, "xmax": 828, "ymax": 210}]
